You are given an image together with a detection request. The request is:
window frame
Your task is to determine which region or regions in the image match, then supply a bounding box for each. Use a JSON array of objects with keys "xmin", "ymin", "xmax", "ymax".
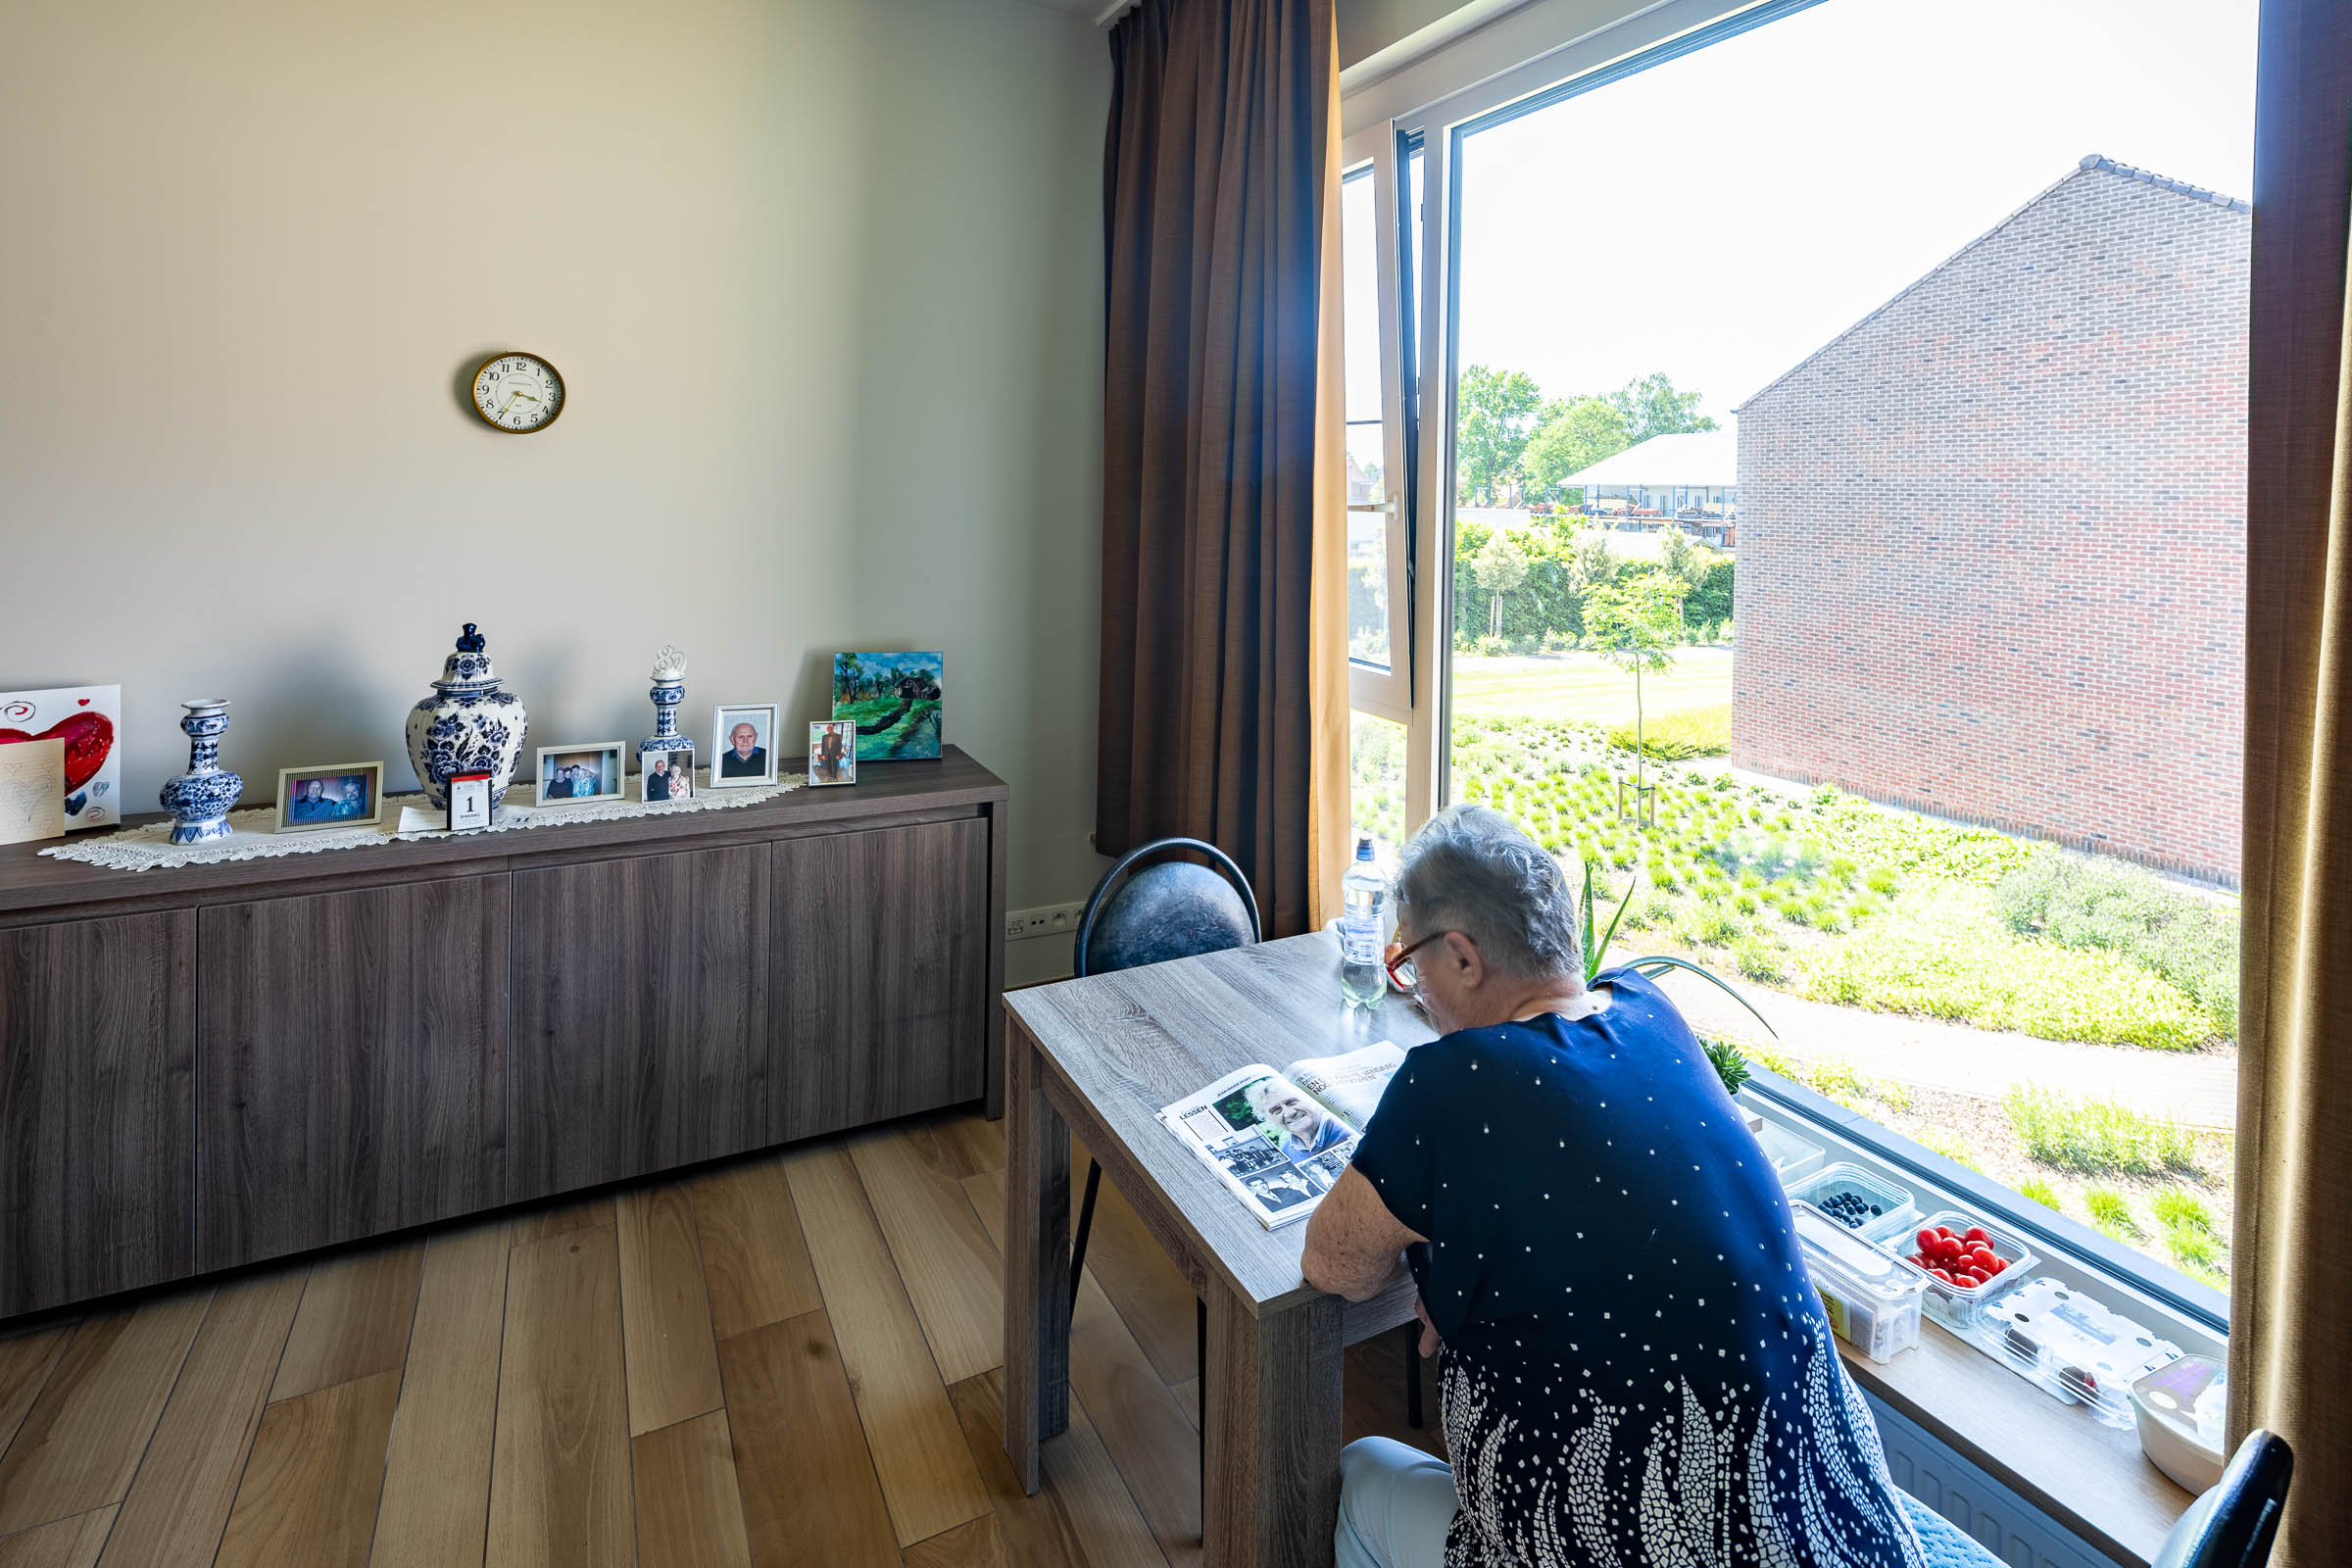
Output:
[{"xmin": 1338, "ymin": 0, "xmax": 2239, "ymax": 1345}]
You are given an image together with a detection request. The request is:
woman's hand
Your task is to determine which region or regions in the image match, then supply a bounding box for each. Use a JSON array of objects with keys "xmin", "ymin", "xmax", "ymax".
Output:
[{"xmin": 1413, "ymin": 1295, "xmax": 1442, "ymax": 1358}]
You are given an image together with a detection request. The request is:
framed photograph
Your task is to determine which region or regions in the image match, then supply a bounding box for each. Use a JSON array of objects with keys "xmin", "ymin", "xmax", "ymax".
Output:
[
  {"xmin": 274, "ymin": 761, "xmax": 384, "ymax": 833},
  {"xmin": 710, "ymin": 704, "xmax": 779, "ymax": 787},
  {"xmin": 447, "ymin": 770, "xmax": 494, "ymax": 832},
  {"xmin": 641, "ymin": 747, "xmax": 697, "ymax": 804},
  {"xmin": 831, "ymin": 653, "xmax": 942, "ymax": 762},
  {"xmin": 808, "ymin": 720, "xmax": 858, "ymax": 786},
  {"xmin": 0, "ymin": 683, "xmax": 122, "ymax": 831},
  {"xmin": 535, "ymin": 743, "xmax": 625, "ymax": 807}
]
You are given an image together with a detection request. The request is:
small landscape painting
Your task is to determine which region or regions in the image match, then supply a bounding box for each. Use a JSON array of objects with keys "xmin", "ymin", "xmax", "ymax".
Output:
[{"xmin": 832, "ymin": 652, "xmax": 943, "ymax": 762}]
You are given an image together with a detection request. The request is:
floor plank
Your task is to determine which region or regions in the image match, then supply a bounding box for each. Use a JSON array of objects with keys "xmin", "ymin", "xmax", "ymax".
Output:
[
  {"xmin": 946, "ymin": 1369, "xmax": 1167, "ymax": 1568},
  {"xmin": 849, "ymin": 1125, "xmax": 1004, "ymax": 1384},
  {"xmin": 270, "ymin": 1245, "xmax": 422, "ymax": 1403},
  {"xmin": 1170, "ymin": 1378, "xmax": 1199, "ymax": 1433},
  {"xmin": 927, "ymin": 1113, "xmax": 1005, "ymax": 1180},
  {"xmin": 0, "ymin": 1504, "xmax": 115, "ymax": 1568},
  {"xmin": 630, "ymin": 1410, "xmax": 751, "ymax": 1568},
  {"xmin": 1342, "ymin": 1335, "xmax": 1446, "ymax": 1461},
  {"xmin": 899, "ymin": 1515, "xmax": 1008, "ymax": 1568},
  {"xmin": 781, "ymin": 1146, "xmax": 988, "ymax": 1547},
  {"xmin": 962, "ymin": 1168, "xmax": 1200, "ymax": 1567},
  {"xmin": 688, "ymin": 1160, "xmax": 820, "ymax": 1343},
  {"xmin": 486, "ymin": 1228, "xmax": 633, "ymax": 1568},
  {"xmin": 212, "ymin": 1369, "xmax": 401, "ymax": 1568},
  {"xmin": 510, "ymin": 1196, "xmax": 615, "ymax": 1246},
  {"xmin": 0, "ymin": 1295, "xmax": 210, "ymax": 1536},
  {"xmin": 0, "ymin": 1331, "xmax": 74, "ymax": 1463},
  {"xmin": 368, "ymin": 1221, "xmax": 510, "ymax": 1568},
  {"xmin": 101, "ymin": 1270, "xmax": 307, "ymax": 1568},
  {"xmin": 717, "ymin": 1313, "xmax": 897, "ymax": 1568},
  {"xmin": 1068, "ymin": 1137, "xmax": 1200, "ymax": 1389},
  {"xmin": 617, "ymin": 1186, "xmax": 724, "ymax": 1437}
]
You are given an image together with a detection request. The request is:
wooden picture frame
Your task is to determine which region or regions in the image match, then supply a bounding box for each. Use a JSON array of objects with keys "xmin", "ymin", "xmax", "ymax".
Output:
[
  {"xmin": 533, "ymin": 743, "xmax": 626, "ymax": 808},
  {"xmin": 274, "ymin": 760, "xmax": 385, "ymax": 833}
]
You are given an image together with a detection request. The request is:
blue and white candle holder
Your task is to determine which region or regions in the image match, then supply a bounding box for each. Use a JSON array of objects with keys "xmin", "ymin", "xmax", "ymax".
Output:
[
  {"xmin": 159, "ymin": 699, "xmax": 242, "ymax": 844},
  {"xmin": 638, "ymin": 645, "xmax": 692, "ymax": 775}
]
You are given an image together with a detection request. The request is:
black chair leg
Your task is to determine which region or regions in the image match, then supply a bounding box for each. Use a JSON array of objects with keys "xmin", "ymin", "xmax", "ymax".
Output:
[
  {"xmin": 1069, "ymin": 1159, "xmax": 1103, "ymax": 1313},
  {"xmin": 1197, "ymin": 1297, "xmax": 1207, "ymax": 1479},
  {"xmin": 1402, "ymin": 1323, "xmax": 1424, "ymax": 1429}
]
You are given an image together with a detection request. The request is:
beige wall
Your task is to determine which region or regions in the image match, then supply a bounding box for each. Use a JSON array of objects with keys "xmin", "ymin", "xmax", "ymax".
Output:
[{"xmin": 0, "ymin": 0, "xmax": 1109, "ymax": 969}]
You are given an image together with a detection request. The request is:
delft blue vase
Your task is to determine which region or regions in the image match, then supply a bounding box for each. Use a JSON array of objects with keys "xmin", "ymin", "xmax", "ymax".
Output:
[
  {"xmin": 404, "ymin": 623, "xmax": 527, "ymax": 820},
  {"xmin": 159, "ymin": 700, "xmax": 242, "ymax": 844}
]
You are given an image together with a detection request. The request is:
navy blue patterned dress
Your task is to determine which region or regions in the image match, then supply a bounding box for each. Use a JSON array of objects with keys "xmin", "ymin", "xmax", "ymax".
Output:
[{"xmin": 1351, "ymin": 968, "xmax": 1927, "ymax": 1568}]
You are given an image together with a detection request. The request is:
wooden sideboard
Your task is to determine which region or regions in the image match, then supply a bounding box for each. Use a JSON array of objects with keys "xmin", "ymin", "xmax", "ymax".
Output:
[{"xmin": 0, "ymin": 747, "xmax": 1007, "ymax": 1318}]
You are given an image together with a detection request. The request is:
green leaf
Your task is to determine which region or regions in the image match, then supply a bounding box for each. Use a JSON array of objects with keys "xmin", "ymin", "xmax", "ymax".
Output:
[{"xmin": 1618, "ymin": 955, "xmax": 1780, "ymax": 1038}]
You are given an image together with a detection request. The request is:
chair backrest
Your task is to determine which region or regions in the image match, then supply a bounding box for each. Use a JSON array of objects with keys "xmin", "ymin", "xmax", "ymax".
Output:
[
  {"xmin": 2154, "ymin": 1430, "xmax": 2293, "ymax": 1568},
  {"xmin": 1073, "ymin": 837, "xmax": 1261, "ymax": 979}
]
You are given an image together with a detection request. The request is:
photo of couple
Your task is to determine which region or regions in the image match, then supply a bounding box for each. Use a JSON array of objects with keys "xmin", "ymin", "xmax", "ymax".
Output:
[
  {"xmin": 535, "ymin": 744, "xmax": 624, "ymax": 806},
  {"xmin": 641, "ymin": 750, "xmax": 695, "ymax": 803}
]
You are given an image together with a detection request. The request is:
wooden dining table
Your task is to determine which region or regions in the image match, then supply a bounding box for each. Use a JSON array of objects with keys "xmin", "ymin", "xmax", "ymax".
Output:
[{"xmin": 1001, "ymin": 930, "xmax": 1435, "ymax": 1568}]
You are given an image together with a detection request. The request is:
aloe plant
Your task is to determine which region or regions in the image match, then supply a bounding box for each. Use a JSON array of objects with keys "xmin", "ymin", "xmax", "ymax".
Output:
[{"xmin": 1582, "ymin": 860, "xmax": 1775, "ymax": 1097}]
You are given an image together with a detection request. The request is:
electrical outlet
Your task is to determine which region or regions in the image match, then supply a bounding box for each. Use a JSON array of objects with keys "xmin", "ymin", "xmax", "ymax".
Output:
[{"xmin": 1005, "ymin": 901, "xmax": 1088, "ymax": 943}]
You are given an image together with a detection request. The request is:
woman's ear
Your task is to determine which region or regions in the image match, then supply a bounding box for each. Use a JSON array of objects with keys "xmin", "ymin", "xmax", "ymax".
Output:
[{"xmin": 1442, "ymin": 929, "xmax": 1486, "ymax": 989}]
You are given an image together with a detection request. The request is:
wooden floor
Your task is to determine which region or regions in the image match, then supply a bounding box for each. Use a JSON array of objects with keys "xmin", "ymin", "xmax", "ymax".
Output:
[{"xmin": 0, "ymin": 1109, "xmax": 1440, "ymax": 1568}]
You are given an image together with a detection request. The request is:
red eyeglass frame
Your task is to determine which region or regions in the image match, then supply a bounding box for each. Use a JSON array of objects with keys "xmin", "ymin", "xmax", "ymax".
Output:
[{"xmin": 1385, "ymin": 930, "xmax": 1452, "ymax": 992}]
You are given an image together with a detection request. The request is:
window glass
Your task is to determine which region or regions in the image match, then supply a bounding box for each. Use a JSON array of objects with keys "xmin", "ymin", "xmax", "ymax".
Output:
[
  {"xmin": 1439, "ymin": 0, "xmax": 2255, "ymax": 1292},
  {"xmin": 1342, "ymin": 168, "xmax": 1393, "ymax": 670}
]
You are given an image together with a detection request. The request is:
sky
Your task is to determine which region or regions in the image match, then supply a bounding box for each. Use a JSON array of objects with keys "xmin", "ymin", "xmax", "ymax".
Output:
[{"xmin": 1346, "ymin": 0, "xmax": 2259, "ymax": 432}]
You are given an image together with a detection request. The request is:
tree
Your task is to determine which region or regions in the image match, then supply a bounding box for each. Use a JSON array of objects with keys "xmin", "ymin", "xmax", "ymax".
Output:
[
  {"xmin": 1583, "ymin": 572, "xmax": 1688, "ymax": 805},
  {"xmin": 1605, "ymin": 372, "xmax": 1718, "ymax": 446},
  {"xmin": 1568, "ymin": 532, "xmax": 1620, "ymax": 600},
  {"xmin": 1521, "ymin": 395, "xmax": 1631, "ymax": 496},
  {"xmin": 1472, "ymin": 533, "xmax": 1529, "ymax": 638},
  {"xmin": 1657, "ymin": 527, "xmax": 1721, "ymax": 630},
  {"xmin": 1454, "ymin": 365, "xmax": 1544, "ymax": 503}
]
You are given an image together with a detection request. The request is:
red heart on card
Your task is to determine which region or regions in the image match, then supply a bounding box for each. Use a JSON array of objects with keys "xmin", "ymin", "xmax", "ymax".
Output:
[{"xmin": 0, "ymin": 712, "xmax": 116, "ymax": 794}]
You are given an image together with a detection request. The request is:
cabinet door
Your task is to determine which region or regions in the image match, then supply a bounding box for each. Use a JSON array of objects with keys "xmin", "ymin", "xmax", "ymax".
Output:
[
  {"xmin": 773, "ymin": 817, "xmax": 987, "ymax": 1141},
  {"xmin": 0, "ymin": 911, "xmax": 194, "ymax": 1316},
  {"xmin": 196, "ymin": 876, "xmax": 508, "ymax": 1270},
  {"xmin": 511, "ymin": 844, "xmax": 769, "ymax": 1199}
]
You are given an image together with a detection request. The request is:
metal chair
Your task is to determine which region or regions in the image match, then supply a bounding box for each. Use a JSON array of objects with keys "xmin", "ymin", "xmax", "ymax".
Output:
[{"xmin": 1898, "ymin": 1429, "xmax": 2291, "ymax": 1568}]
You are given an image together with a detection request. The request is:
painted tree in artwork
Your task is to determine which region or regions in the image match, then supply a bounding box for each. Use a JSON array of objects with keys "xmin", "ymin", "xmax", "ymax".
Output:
[{"xmin": 1583, "ymin": 572, "xmax": 1688, "ymax": 802}]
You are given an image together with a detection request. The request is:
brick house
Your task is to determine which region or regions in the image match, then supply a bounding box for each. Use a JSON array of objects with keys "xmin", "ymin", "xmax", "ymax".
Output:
[{"xmin": 1731, "ymin": 156, "xmax": 2248, "ymax": 883}]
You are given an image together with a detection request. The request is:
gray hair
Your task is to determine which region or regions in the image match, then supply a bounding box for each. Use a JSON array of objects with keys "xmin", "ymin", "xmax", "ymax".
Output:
[{"xmin": 1395, "ymin": 804, "xmax": 1583, "ymax": 982}]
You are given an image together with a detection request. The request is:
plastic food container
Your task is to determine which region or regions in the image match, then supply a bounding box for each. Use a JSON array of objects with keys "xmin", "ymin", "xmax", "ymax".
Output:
[
  {"xmin": 1891, "ymin": 1207, "xmax": 2037, "ymax": 1330},
  {"xmin": 1754, "ymin": 1121, "xmax": 1825, "ymax": 1185},
  {"xmin": 2132, "ymin": 1354, "xmax": 2228, "ymax": 1493},
  {"xmin": 1786, "ymin": 1163, "xmax": 1917, "ymax": 1244},
  {"xmin": 1967, "ymin": 1275, "xmax": 2184, "ymax": 1426},
  {"xmin": 1790, "ymin": 1200, "xmax": 1924, "ymax": 1364}
]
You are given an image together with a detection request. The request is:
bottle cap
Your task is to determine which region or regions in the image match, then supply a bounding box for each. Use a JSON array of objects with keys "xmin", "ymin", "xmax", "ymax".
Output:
[{"xmin": 1355, "ymin": 835, "xmax": 1374, "ymax": 858}]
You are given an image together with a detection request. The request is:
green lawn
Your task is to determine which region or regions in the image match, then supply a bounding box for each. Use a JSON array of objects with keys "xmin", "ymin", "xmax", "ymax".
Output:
[{"xmin": 1452, "ymin": 648, "xmax": 1733, "ymax": 725}]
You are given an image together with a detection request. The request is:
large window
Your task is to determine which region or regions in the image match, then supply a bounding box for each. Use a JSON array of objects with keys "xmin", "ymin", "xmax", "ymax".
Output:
[{"xmin": 1344, "ymin": 0, "xmax": 2255, "ymax": 1305}]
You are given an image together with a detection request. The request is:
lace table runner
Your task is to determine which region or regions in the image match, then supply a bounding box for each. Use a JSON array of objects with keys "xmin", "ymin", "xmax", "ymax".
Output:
[{"xmin": 41, "ymin": 770, "xmax": 808, "ymax": 873}]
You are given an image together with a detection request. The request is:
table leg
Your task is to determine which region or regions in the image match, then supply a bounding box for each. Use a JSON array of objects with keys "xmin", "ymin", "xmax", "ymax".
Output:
[
  {"xmin": 1001, "ymin": 1023, "xmax": 1070, "ymax": 1494},
  {"xmin": 1202, "ymin": 1287, "xmax": 1345, "ymax": 1568}
]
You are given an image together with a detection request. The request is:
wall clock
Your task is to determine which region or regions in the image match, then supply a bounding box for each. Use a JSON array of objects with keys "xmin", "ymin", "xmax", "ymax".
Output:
[{"xmin": 469, "ymin": 352, "xmax": 565, "ymax": 433}]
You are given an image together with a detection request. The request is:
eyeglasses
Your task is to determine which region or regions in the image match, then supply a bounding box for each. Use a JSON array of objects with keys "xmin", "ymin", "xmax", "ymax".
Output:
[{"xmin": 1385, "ymin": 931, "xmax": 1450, "ymax": 994}]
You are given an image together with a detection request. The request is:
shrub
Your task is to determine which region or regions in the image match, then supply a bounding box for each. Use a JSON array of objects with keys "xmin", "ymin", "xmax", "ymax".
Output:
[
  {"xmin": 1913, "ymin": 1128, "xmax": 1980, "ymax": 1170},
  {"xmin": 1732, "ymin": 937, "xmax": 1787, "ymax": 984},
  {"xmin": 2017, "ymin": 1177, "xmax": 2061, "ymax": 1209},
  {"xmin": 2166, "ymin": 1223, "xmax": 2221, "ymax": 1269},
  {"xmin": 1606, "ymin": 704, "xmax": 1731, "ymax": 760},
  {"xmin": 1801, "ymin": 886, "xmax": 2217, "ymax": 1052},
  {"xmin": 1994, "ymin": 853, "xmax": 2239, "ymax": 1038},
  {"xmin": 2004, "ymin": 1086, "xmax": 2198, "ymax": 1174},
  {"xmin": 2153, "ymin": 1188, "xmax": 2216, "ymax": 1234},
  {"xmin": 1863, "ymin": 1076, "xmax": 1911, "ymax": 1112},
  {"xmin": 2085, "ymin": 1188, "xmax": 2138, "ymax": 1238}
]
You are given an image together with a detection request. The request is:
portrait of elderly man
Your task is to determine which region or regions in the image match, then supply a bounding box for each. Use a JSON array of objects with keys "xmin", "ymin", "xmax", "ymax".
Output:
[
  {"xmin": 1301, "ymin": 805, "xmax": 1926, "ymax": 1568},
  {"xmin": 1245, "ymin": 1076, "xmax": 1352, "ymax": 1158},
  {"xmin": 718, "ymin": 719, "xmax": 767, "ymax": 779}
]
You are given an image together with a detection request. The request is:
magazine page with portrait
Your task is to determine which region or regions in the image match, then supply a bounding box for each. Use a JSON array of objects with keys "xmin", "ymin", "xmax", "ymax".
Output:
[{"xmin": 1154, "ymin": 1040, "xmax": 1407, "ymax": 1229}]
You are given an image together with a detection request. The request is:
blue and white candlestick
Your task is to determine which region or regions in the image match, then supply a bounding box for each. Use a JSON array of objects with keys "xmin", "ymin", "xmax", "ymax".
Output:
[
  {"xmin": 638, "ymin": 644, "xmax": 690, "ymax": 771},
  {"xmin": 160, "ymin": 699, "xmax": 243, "ymax": 844}
]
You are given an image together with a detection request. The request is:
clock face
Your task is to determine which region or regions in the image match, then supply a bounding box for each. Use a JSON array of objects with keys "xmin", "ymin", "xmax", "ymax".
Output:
[{"xmin": 471, "ymin": 353, "xmax": 564, "ymax": 433}]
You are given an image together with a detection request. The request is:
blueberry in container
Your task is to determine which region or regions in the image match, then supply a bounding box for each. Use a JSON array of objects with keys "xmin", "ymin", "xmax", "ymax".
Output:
[{"xmin": 1785, "ymin": 1162, "xmax": 1918, "ymax": 1245}]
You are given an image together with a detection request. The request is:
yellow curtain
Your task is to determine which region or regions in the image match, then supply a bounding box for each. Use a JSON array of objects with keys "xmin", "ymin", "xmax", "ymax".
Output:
[
  {"xmin": 1305, "ymin": 0, "xmax": 1349, "ymax": 933},
  {"xmin": 2231, "ymin": 3, "xmax": 2352, "ymax": 1557}
]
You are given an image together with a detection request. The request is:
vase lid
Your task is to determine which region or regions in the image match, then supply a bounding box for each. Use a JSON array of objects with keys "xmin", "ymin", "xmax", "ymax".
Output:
[{"xmin": 435, "ymin": 623, "xmax": 502, "ymax": 689}]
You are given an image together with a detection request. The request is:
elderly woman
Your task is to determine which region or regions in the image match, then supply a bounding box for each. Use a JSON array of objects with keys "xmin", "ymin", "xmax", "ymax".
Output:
[{"xmin": 1301, "ymin": 806, "xmax": 1925, "ymax": 1568}]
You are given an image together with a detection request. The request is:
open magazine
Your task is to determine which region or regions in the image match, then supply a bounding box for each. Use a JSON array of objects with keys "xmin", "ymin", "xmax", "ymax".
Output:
[{"xmin": 1156, "ymin": 1041, "xmax": 1408, "ymax": 1229}]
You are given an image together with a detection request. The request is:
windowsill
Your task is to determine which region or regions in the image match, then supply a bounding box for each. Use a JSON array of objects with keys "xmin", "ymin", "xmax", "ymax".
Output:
[{"xmin": 1744, "ymin": 1075, "xmax": 2214, "ymax": 1566}]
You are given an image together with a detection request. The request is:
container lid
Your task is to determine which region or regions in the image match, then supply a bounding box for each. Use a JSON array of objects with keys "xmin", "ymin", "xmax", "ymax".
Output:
[
  {"xmin": 1792, "ymin": 1201, "xmax": 1923, "ymax": 1299},
  {"xmin": 435, "ymin": 623, "xmax": 502, "ymax": 690}
]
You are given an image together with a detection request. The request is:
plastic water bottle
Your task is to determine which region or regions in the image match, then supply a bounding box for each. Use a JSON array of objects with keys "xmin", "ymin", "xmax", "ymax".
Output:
[{"xmin": 1340, "ymin": 835, "xmax": 1388, "ymax": 1007}]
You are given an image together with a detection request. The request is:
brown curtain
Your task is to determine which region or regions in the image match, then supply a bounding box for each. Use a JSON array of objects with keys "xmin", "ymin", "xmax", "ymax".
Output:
[
  {"xmin": 2233, "ymin": 1, "xmax": 2352, "ymax": 1562},
  {"xmin": 1098, "ymin": 0, "xmax": 1347, "ymax": 939}
]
